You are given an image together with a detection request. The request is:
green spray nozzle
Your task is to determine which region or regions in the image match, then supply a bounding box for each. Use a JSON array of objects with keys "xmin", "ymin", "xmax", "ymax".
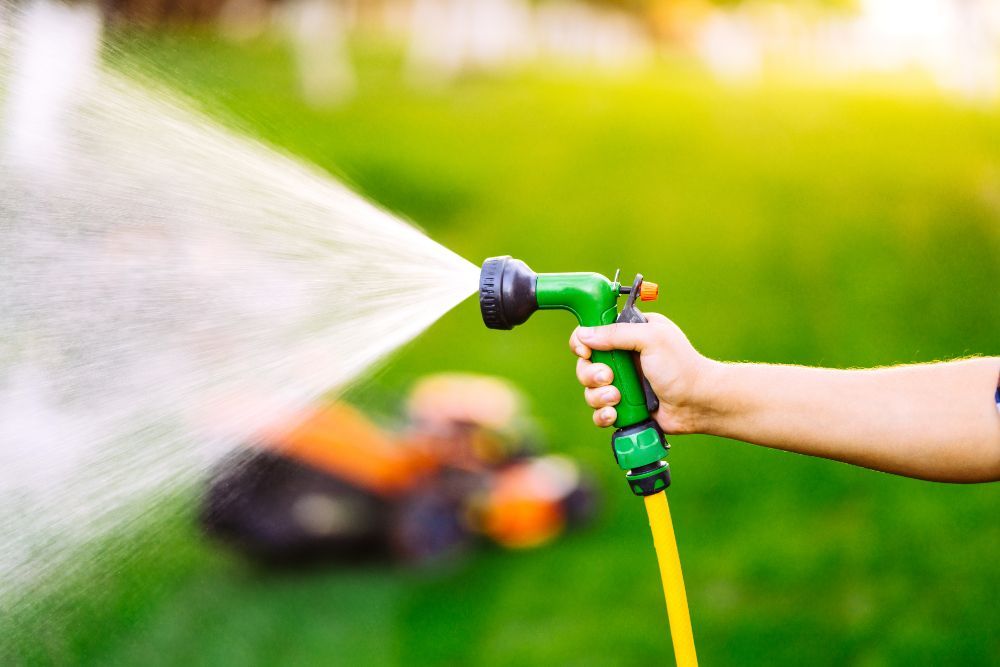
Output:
[{"xmin": 479, "ymin": 256, "xmax": 671, "ymax": 496}]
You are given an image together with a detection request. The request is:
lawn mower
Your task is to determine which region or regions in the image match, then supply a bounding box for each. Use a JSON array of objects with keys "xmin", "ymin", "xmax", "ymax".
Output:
[{"xmin": 200, "ymin": 373, "xmax": 598, "ymax": 566}]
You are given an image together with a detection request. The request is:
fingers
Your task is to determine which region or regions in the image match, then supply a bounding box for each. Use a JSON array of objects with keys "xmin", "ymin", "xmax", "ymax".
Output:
[
  {"xmin": 575, "ymin": 321, "xmax": 656, "ymax": 352},
  {"xmin": 571, "ymin": 318, "xmax": 665, "ymax": 431},
  {"xmin": 576, "ymin": 354, "xmax": 617, "ymax": 428},
  {"xmin": 584, "ymin": 385, "xmax": 621, "ymax": 409},
  {"xmin": 576, "ymin": 357, "xmax": 613, "ymax": 388},
  {"xmin": 593, "ymin": 406, "xmax": 617, "ymax": 428}
]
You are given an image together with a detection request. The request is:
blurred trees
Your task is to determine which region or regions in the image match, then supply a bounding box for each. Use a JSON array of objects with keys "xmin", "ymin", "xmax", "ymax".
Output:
[
  {"xmin": 100, "ymin": 0, "xmax": 232, "ymax": 23},
  {"xmin": 100, "ymin": 0, "xmax": 853, "ymax": 26}
]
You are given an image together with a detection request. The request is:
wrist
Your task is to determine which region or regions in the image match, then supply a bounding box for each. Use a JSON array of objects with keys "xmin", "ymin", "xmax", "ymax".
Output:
[{"xmin": 675, "ymin": 358, "xmax": 731, "ymax": 435}]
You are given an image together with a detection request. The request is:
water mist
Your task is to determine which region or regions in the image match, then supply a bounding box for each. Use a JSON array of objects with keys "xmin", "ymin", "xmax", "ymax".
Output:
[{"xmin": 0, "ymin": 0, "xmax": 478, "ymax": 607}]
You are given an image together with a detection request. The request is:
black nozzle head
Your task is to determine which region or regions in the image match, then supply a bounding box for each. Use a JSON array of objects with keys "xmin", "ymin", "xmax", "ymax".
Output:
[{"xmin": 479, "ymin": 256, "xmax": 538, "ymax": 330}]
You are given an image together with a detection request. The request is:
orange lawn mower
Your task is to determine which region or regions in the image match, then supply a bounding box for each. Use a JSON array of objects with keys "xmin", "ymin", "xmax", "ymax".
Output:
[{"xmin": 199, "ymin": 374, "xmax": 598, "ymax": 566}]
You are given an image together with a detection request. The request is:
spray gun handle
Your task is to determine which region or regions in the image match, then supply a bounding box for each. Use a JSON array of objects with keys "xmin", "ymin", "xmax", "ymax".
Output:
[
  {"xmin": 589, "ymin": 343, "xmax": 651, "ymax": 428},
  {"xmin": 608, "ymin": 274, "xmax": 671, "ymax": 497},
  {"xmin": 534, "ymin": 271, "xmax": 652, "ymax": 428}
]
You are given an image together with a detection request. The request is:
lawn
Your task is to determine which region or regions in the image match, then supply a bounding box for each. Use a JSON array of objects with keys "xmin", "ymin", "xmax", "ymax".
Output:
[{"xmin": 4, "ymin": 30, "xmax": 999, "ymax": 666}]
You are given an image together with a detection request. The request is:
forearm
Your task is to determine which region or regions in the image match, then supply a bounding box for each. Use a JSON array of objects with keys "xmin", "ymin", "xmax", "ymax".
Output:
[{"xmin": 692, "ymin": 357, "xmax": 1000, "ymax": 482}]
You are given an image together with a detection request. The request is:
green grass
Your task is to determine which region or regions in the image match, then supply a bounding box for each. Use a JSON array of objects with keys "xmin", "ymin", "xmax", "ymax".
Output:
[{"xmin": 5, "ymin": 31, "xmax": 1000, "ymax": 665}]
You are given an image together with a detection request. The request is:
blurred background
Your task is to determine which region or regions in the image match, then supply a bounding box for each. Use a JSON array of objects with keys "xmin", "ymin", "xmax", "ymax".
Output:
[{"xmin": 2, "ymin": 0, "xmax": 1000, "ymax": 664}]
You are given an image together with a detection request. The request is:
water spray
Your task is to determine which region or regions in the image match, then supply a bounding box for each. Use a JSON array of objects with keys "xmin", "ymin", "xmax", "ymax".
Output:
[
  {"xmin": 0, "ymin": 1, "xmax": 479, "ymax": 605},
  {"xmin": 479, "ymin": 256, "xmax": 698, "ymax": 666}
]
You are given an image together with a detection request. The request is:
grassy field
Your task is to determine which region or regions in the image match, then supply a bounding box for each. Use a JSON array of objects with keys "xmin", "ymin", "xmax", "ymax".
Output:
[{"xmin": 5, "ymin": 31, "xmax": 1000, "ymax": 665}]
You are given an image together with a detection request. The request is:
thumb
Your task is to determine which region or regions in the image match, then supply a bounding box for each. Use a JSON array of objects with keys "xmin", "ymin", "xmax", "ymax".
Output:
[{"xmin": 576, "ymin": 322, "xmax": 652, "ymax": 352}]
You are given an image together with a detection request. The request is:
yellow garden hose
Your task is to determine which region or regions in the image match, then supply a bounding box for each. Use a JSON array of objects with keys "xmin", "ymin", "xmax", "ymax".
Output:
[{"xmin": 644, "ymin": 491, "xmax": 698, "ymax": 667}]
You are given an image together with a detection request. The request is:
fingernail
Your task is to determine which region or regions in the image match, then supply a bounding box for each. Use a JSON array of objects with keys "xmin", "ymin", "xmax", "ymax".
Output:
[
  {"xmin": 600, "ymin": 407, "xmax": 615, "ymax": 422},
  {"xmin": 596, "ymin": 370, "xmax": 612, "ymax": 384},
  {"xmin": 601, "ymin": 388, "xmax": 617, "ymax": 402}
]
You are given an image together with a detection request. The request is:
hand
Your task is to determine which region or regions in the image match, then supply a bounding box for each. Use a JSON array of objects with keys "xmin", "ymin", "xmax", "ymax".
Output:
[{"xmin": 568, "ymin": 313, "xmax": 718, "ymax": 434}]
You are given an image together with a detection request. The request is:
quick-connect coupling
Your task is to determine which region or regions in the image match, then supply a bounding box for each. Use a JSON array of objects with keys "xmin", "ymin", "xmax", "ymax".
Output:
[{"xmin": 612, "ymin": 419, "xmax": 671, "ymax": 496}]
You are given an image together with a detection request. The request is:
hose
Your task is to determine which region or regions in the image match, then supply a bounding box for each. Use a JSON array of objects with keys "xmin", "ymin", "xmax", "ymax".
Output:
[{"xmin": 644, "ymin": 491, "xmax": 698, "ymax": 667}]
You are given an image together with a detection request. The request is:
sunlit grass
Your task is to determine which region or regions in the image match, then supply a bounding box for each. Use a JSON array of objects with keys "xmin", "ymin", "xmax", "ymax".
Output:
[{"xmin": 5, "ymin": 31, "xmax": 999, "ymax": 666}]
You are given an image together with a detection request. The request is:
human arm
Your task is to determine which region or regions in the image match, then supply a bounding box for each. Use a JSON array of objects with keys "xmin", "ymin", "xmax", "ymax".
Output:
[{"xmin": 570, "ymin": 315, "xmax": 1000, "ymax": 483}]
